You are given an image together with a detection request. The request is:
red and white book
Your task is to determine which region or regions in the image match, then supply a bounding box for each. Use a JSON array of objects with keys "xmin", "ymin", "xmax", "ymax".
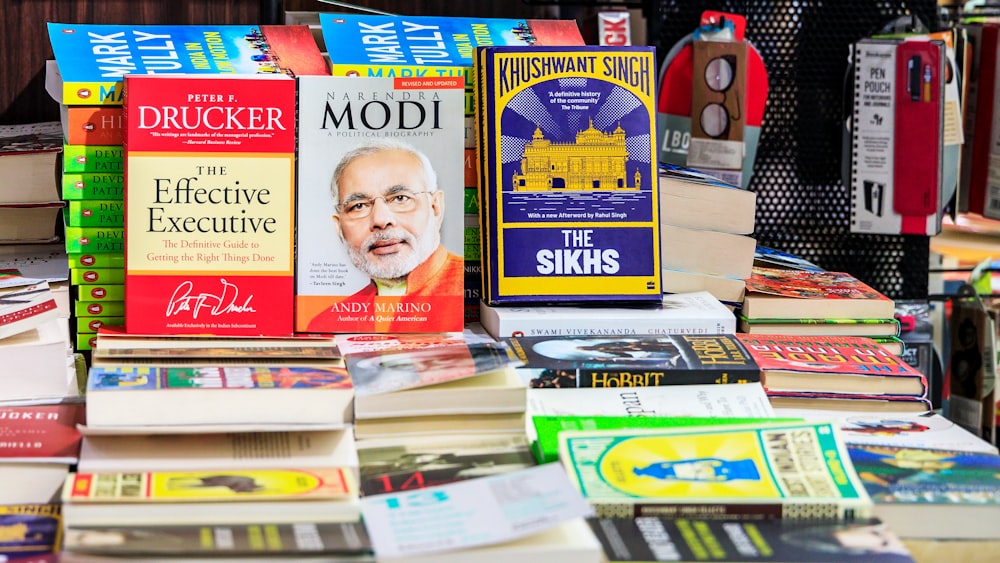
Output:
[{"xmin": 0, "ymin": 271, "xmax": 59, "ymax": 340}]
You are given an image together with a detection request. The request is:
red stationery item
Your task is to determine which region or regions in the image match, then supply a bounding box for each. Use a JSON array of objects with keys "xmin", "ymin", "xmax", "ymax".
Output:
[{"xmin": 893, "ymin": 40, "xmax": 942, "ymax": 217}]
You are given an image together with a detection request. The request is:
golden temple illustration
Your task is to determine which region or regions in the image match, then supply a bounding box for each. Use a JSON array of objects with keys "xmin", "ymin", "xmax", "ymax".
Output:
[{"xmin": 511, "ymin": 118, "xmax": 640, "ymax": 191}]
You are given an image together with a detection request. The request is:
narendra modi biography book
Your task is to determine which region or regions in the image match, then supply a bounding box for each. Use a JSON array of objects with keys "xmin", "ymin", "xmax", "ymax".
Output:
[
  {"xmin": 476, "ymin": 46, "xmax": 661, "ymax": 305},
  {"xmin": 123, "ymin": 74, "xmax": 296, "ymax": 336},
  {"xmin": 295, "ymin": 76, "xmax": 466, "ymax": 333}
]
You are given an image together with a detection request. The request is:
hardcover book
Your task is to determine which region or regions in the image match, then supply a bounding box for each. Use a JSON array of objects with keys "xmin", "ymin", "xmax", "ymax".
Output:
[
  {"xmin": 61, "ymin": 172, "xmax": 124, "ymax": 200},
  {"xmin": 123, "ymin": 74, "xmax": 296, "ymax": 336},
  {"xmin": 357, "ymin": 433, "xmax": 535, "ymax": 495},
  {"xmin": 85, "ymin": 365, "xmax": 353, "ymax": 429},
  {"xmin": 506, "ymin": 334, "xmax": 760, "ymax": 387},
  {"xmin": 588, "ymin": 516, "xmax": 916, "ymax": 562},
  {"xmin": 559, "ymin": 421, "xmax": 873, "ymax": 520},
  {"xmin": 62, "ymin": 468, "xmax": 359, "ymax": 526},
  {"xmin": 480, "ymin": 290, "xmax": 735, "ymax": 339},
  {"xmin": 737, "ymin": 334, "xmax": 927, "ymax": 398},
  {"xmin": 847, "ymin": 444, "xmax": 1000, "ymax": 539},
  {"xmin": 63, "ymin": 521, "xmax": 371, "ymax": 558},
  {"xmin": 319, "ymin": 14, "xmax": 584, "ymax": 86},
  {"xmin": 295, "ymin": 75, "xmax": 466, "ymax": 333},
  {"xmin": 742, "ymin": 267, "xmax": 895, "ymax": 320},
  {"xmin": 477, "ymin": 46, "xmax": 661, "ymax": 304},
  {"xmin": 47, "ymin": 23, "xmax": 328, "ymax": 106},
  {"xmin": 0, "ymin": 204, "xmax": 63, "ymax": 244}
]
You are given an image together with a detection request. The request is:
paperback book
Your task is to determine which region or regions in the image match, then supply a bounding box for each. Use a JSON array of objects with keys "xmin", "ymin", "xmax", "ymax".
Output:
[
  {"xmin": 65, "ymin": 200, "xmax": 123, "ymax": 228},
  {"xmin": 345, "ymin": 342, "xmax": 521, "ymax": 396},
  {"xmin": 61, "ymin": 144, "xmax": 123, "ymax": 174},
  {"xmin": 559, "ymin": 421, "xmax": 873, "ymax": 520},
  {"xmin": 62, "ymin": 468, "xmax": 359, "ymax": 527},
  {"xmin": 357, "ymin": 433, "xmax": 536, "ymax": 495},
  {"xmin": 738, "ymin": 315, "xmax": 901, "ymax": 337},
  {"xmin": 123, "ymin": 74, "xmax": 296, "ymax": 336},
  {"xmin": 479, "ymin": 290, "xmax": 735, "ymax": 339},
  {"xmin": 0, "ymin": 278, "xmax": 60, "ymax": 339},
  {"xmin": 0, "ymin": 403, "xmax": 85, "ymax": 504},
  {"xmin": 588, "ymin": 516, "xmax": 916, "ymax": 562},
  {"xmin": 0, "ymin": 504, "xmax": 62, "ymax": 560},
  {"xmin": 742, "ymin": 267, "xmax": 895, "ymax": 320},
  {"xmin": 847, "ymin": 444, "xmax": 1000, "ymax": 539},
  {"xmin": 60, "ymin": 105, "xmax": 123, "ymax": 145},
  {"xmin": 63, "ymin": 521, "xmax": 371, "ymax": 558},
  {"xmin": 85, "ymin": 365, "xmax": 353, "ymax": 429},
  {"xmin": 47, "ymin": 23, "xmax": 329, "ymax": 105},
  {"xmin": 477, "ymin": 45, "xmax": 661, "ymax": 304},
  {"xmin": 295, "ymin": 75, "xmax": 466, "ymax": 333},
  {"xmin": 506, "ymin": 334, "xmax": 760, "ymax": 387},
  {"xmin": 61, "ymin": 173, "xmax": 124, "ymax": 201},
  {"xmin": 737, "ymin": 334, "xmax": 927, "ymax": 397},
  {"xmin": 319, "ymin": 14, "xmax": 584, "ymax": 85}
]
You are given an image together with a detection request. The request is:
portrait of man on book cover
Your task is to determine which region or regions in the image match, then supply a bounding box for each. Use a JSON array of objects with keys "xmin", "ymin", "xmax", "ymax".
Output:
[{"xmin": 295, "ymin": 76, "xmax": 466, "ymax": 334}]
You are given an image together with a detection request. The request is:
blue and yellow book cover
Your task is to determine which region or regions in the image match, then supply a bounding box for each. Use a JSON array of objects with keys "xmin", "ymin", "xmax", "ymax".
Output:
[
  {"xmin": 47, "ymin": 23, "xmax": 328, "ymax": 105},
  {"xmin": 479, "ymin": 46, "xmax": 662, "ymax": 304},
  {"xmin": 0, "ymin": 504, "xmax": 62, "ymax": 558},
  {"xmin": 87, "ymin": 366, "xmax": 351, "ymax": 393},
  {"xmin": 319, "ymin": 14, "xmax": 583, "ymax": 83},
  {"xmin": 558, "ymin": 421, "xmax": 872, "ymax": 519}
]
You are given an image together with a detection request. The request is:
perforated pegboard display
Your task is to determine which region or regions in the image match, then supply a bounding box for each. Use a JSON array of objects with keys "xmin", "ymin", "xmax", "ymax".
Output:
[{"xmin": 651, "ymin": 1, "xmax": 942, "ymax": 299}]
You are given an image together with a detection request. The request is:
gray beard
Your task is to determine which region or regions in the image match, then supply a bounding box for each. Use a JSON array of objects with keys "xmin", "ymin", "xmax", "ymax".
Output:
[{"xmin": 346, "ymin": 226, "xmax": 439, "ymax": 282}]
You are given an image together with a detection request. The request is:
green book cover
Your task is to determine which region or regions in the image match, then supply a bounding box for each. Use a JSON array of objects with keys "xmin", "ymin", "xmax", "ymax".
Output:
[
  {"xmin": 65, "ymin": 200, "xmax": 124, "ymax": 227},
  {"xmin": 559, "ymin": 420, "xmax": 872, "ymax": 520},
  {"xmin": 76, "ymin": 316, "xmax": 124, "ymax": 333},
  {"xmin": 64, "ymin": 226, "xmax": 124, "ymax": 254},
  {"xmin": 531, "ymin": 415, "xmax": 801, "ymax": 463},
  {"xmin": 74, "ymin": 300, "xmax": 125, "ymax": 317},
  {"xmin": 62, "ymin": 144, "xmax": 123, "ymax": 173},
  {"xmin": 75, "ymin": 283, "xmax": 124, "ymax": 302},
  {"xmin": 71, "ymin": 267, "xmax": 125, "ymax": 285},
  {"xmin": 61, "ymin": 172, "xmax": 124, "ymax": 200},
  {"xmin": 68, "ymin": 252, "xmax": 125, "ymax": 270}
]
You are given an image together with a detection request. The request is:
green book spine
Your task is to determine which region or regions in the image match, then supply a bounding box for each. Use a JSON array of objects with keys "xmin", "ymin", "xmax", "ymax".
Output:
[
  {"xmin": 531, "ymin": 415, "xmax": 802, "ymax": 464},
  {"xmin": 71, "ymin": 267, "xmax": 125, "ymax": 285},
  {"xmin": 68, "ymin": 252, "xmax": 125, "ymax": 270},
  {"xmin": 76, "ymin": 316, "xmax": 124, "ymax": 333},
  {"xmin": 62, "ymin": 144, "xmax": 124, "ymax": 173},
  {"xmin": 65, "ymin": 200, "xmax": 124, "ymax": 227},
  {"xmin": 64, "ymin": 226, "xmax": 124, "ymax": 254},
  {"xmin": 75, "ymin": 283, "xmax": 125, "ymax": 302},
  {"xmin": 62, "ymin": 173, "xmax": 124, "ymax": 200},
  {"xmin": 76, "ymin": 332, "xmax": 98, "ymax": 351},
  {"xmin": 74, "ymin": 300, "xmax": 125, "ymax": 317}
]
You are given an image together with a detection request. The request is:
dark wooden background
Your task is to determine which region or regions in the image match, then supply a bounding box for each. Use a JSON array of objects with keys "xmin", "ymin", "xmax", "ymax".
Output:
[{"xmin": 1, "ymin": 0, "xmax": 548, "ymax": 125}]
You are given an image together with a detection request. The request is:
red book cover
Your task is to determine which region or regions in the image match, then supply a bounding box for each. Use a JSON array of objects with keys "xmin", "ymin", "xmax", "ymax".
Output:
[
  {"xmin": 737, "ymin": 334, "xmax": 927, "ymax": 398},
  {"xmin": 968, "ymin": 24, "xmax": 999, "ymax": 216},
  {"xmin": 123, "ymin": 75, "xmax": 296, "ymax": 336},
  {"xmin": 0, "ymin": 403, "xmax": 85, "ymax": 461},
  {"xmin": 745, "ymin": 267, "xmax": 887, "ymax": 300},
  {"xmin": 62, "ymin": 106, "xmax": 123, "ymax": 146}
]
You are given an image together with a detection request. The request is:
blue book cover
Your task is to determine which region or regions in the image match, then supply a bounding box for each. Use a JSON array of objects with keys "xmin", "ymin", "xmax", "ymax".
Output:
[
  {"xmin": 47, "ymin": 23, "xmax": 328, "ymax": 105},
  {"xmin": 319, "ymin": 14, "xmax": 583, "ymax": 81},
  {"xmin": 0, "ymin": 504, "xmax": 61, "ymax": 558},
  {"xmin": 478, "ymin": 45, "xmax": 661, "ymax": 304}
]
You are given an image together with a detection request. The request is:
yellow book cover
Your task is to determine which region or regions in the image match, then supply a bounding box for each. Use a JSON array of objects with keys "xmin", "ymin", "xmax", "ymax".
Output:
[{"xmin": 63, "ymin": 468, "xmax": 355, "ymax": 503}]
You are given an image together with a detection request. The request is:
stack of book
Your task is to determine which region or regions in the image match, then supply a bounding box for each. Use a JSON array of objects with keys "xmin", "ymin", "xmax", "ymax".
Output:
[
  {"xmin": 737, "ymin": 333, "xmax": 932, "ymax": 413},
  {"xmin": 62, "ymin": 330, "xmax": 361, "ymax": 534},
  {"xmin": 658, "ymin": 164, "xmax": 758, "ymax": 306},
  {"xmin": 0, "ymin": 122, "xmax": 64, "ymax": 247},
  {"xmin": 740, "ymin": 267, "xmax": 904, "ymax": 354}
]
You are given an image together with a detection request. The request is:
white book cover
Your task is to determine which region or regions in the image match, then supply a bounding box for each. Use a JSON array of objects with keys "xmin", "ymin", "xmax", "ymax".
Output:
[
  {"xmin": 480, "ymin": 290, "xmax": 735, "ymax": 339},
  {"xmin": 77, "ymin": 428, "xmax": 358, "ymax": 473},
  {"xmin": 526, "ymin": 382, "xmax": 774, "ymax": 439},
  {"xmin": 773, "ymin": 408, "xmax": 999, "ymax": 455},
  {"xmin": 295, "ymin": 75, "xmax": 466, "ymax": 334}
]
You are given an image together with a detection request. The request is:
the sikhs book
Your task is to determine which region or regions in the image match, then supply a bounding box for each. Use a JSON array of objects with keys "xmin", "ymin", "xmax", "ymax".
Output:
[
  {"xmin": 123, "ymin": 74, "xmax": 296, "ymax": 336},
  {"xmin": 475, "ymin": 45, "xmax": 661, "ymax": 305},
  {"xmin": 295, "ymin": 75, "xmax": 466, "ymax": 333}
]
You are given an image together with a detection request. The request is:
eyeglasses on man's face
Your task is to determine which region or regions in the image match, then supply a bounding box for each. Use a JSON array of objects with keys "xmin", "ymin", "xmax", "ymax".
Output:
[{"xmin": 337, "ymin": 189, "xmax": 433, "ymax": 220}]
